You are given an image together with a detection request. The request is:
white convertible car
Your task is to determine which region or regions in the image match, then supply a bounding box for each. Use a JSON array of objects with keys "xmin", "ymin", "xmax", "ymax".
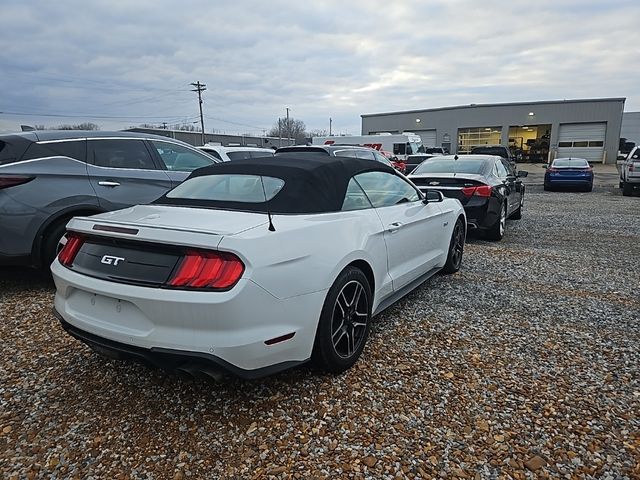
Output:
[{"xmin": 52, "ymin": 154, "xmax": 466, "ymax": 379}]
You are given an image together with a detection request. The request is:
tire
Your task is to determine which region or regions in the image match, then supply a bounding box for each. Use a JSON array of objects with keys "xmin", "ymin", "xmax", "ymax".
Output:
[
  {"xmin": 619, "ymin": 181, "xmax": 623, "ymax": 189},
  {"xmin": 41, "ymin": 218, "xmax": 71, "ymax": 269},
  {"xmin": 543, "ymin": 183, "xmax": 551, "ymax": 191},
  {"xmin": 312, "ymin": 266, "xmax": 372, "ymax": 374},
  {"xmin": 585, "ymin": 184, "xmax": 593, "ymax": 192},
  {"xmin": 622, "ymin": 182, "xmax": 633, "ymax": 196},
  {"xmin": 485, "ymin": 202, "xmax": 507, "ymax": 241},
  {"xmin": 441, "ymin": 217, "xmax": 465, "ymax": 274}
]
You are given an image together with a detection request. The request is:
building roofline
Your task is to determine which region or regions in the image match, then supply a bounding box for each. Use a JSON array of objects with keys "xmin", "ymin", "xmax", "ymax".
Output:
[{"xmin": 361, "ymin": 97, "xmax": 627, "ymax": 118}]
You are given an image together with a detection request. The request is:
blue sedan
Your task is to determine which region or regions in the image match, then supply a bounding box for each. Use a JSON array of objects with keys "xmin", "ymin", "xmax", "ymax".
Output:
[{"xmin": 544, "ymin": 157, "xmax": 594, "ymax": 192}]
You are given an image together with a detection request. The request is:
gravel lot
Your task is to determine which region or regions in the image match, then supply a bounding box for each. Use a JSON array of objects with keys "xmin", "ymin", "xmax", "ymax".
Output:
[{"xmin": 1, "ymin": 182, "xmax": 639, "ymax": 479}]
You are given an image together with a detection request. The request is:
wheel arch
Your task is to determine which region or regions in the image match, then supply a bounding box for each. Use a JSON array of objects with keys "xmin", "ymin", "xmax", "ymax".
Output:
[
  {"xmin": 32, "ymin": 205, "xmax": 105, "ymax": 266},
  {"xmin": 346, "ymin": 259, "xmax": 375, "ymax": 298}
]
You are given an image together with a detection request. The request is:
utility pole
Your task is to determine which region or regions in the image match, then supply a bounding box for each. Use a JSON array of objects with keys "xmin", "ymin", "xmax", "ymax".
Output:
[
  {"xmin": 286, "ymin": 107, "xmax": 291, "ymax": 145},
  {"xmin": 278, "ymin": 118, "xmax": 282, "ymax": 147},
  {"xmin": 190, "ymin": 81, "xmax": 207, "ymax": 145},
  {"xmin": 329, "ymin": 117, "xmax": 332, "ymax": 136}
]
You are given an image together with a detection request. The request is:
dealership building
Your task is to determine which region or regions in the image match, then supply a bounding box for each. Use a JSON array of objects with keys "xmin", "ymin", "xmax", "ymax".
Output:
[{"xmin": 361, "ymin": 98, "xmax": 625, "ymax": 164}]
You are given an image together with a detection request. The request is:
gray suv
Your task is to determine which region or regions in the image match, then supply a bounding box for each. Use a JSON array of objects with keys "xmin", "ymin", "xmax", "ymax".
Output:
[{"xmin": 0, "ymin": 130, "xmax": 218, "ymax": 268}]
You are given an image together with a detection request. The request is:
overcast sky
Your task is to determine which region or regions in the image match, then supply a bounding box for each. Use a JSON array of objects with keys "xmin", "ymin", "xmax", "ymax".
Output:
[{"xmin": 1, "ymin": 0, "xmax": 639, "ymax": 136}]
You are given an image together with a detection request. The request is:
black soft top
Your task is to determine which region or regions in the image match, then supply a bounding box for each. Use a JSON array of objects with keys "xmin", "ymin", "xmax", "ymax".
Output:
[{"xmin": 155, "ymin": 153, "xmax": 396, "ymax": 214}]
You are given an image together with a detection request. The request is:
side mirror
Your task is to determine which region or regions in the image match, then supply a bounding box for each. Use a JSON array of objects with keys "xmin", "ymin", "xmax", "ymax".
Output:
[
  {"xmin": 542, "ymin": 164, "xmax": 548, "ymax": 169},
  {"xmin": 423, "ymin": 190, "xmax": 444, "ymax": 203},
  {"xmin": 517, "ymin": 170, "xmax": 529, "ymax": 177},
  {"xmin": 617, "ymin": 155, "xmax": 627, "ymax": 161}
]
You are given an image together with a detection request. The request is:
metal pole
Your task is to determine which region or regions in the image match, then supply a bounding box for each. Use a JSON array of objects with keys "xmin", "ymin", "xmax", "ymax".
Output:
[
  {"xmin": 286, "ymin": 107, "xmax": 290, "ymax": 145},
  {"xmin": 329, "ymin": 117, "xmax": 332, "ymax": 136},
  {"xmin": 190, "ymin": 81, "xmax": 207, "ymax": 145}
]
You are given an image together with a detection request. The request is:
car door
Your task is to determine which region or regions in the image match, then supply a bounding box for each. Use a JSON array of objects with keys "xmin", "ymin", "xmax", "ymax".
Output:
[
  {"xmin": 147, "ymin": 139, "xmax": 217, "ymax": 187},
  {"xmin": 355, "ymin": 171, "xmax": 445, "ymax": 291},
  {"xmin": 494, "ymin": 159, "xmax": 517, "ymax": 214},
  {"xmin": 86, "ymin": 138, "xmax": 173, "ymax": 210},
  {"xmin": 500, "ymin": 158, "xmax": 523, "ymax": 213}
]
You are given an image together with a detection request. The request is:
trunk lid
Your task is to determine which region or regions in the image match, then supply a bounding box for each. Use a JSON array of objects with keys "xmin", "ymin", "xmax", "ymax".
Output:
[{"xmin": 409, "ymin": 173, "xmax": 487, "ymax": 203}]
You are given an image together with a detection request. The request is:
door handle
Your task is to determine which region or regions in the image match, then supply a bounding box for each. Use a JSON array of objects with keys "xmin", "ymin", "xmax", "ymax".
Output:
[
  {"xmin": 98, "ymin": 181, "xmax": 121, "ymax": 187},
  {"xmin": 387, "ymin": 221, "xmax": 403, "ymax": 233}
]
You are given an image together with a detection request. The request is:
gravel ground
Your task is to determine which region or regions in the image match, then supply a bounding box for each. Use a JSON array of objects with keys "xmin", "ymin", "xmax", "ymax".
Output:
[{"xmin": 1, "ymin": 184, "xmax": 639, "ymax": 479}]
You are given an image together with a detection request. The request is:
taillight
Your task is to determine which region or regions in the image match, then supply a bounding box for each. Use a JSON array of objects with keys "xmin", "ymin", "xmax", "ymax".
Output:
[
  {"xmin": 547, "ymin": 167, "xmax": 558, "ymax": 173},
  {"xmin": 58, "ymin": 233, "xmax": 84, "ymax": 266},
  {"xmin": 461, "ymin": 185, "xmax": 493, "ymax": 197},
  {"xmin": 168, "ymin": 250, "xmax": 244, "ymax": 290},
  {"xmin": 0, "ymin": 175, "xmax": 35, "ymax": 189}
]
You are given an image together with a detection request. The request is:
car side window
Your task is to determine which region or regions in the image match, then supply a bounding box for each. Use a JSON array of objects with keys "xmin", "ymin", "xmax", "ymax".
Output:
[
  {"xmin": 90, "ymin": 139, "xmax": 156, "ymax": 170},
  {"xmin": 22, "ymin": 140, "xmax": 87, "ymax": 162},
  {"xmin": 342, "ymin": 178, "xmax": 374, "ymax": 211},
  {"xmin": 355, "ymin": 150, "xmax": 375, "ymax": 160},
  {"xmin": 393, "ymin": 143, "xmax": 406, "ymax": 155},
  {"xmin": 501, "ymin": 159, "xmax": 515, "ymax": 176},
  {"xmin": 355, "ymin": 171, "xmax": 420, "ymax": 208},
  {"xmin": 250, "ymin": 151, "xmax": 275, "ymax": 159},
  {"xmin": 372, "ymin": 151, "xmax": 393, "ymax": 167},
  {"xmin": 335, "ymin": 149, "xmax": 359, "ymax": 158},
  {"xmin": 150, "ymin": 141, "xmax": 214, "ymax": 171},
  {"xmin": 495, "ymin": 160, "xmax": 508, "ymax": 178}
]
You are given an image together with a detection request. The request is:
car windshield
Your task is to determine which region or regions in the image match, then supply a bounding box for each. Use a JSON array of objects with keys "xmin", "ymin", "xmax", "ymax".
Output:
[
  {"xmin": 553, "ymin": 158, "xmax": 589, "ymax": 167},
  {"xmin": 166, "ymin": 174, "xmax": 285, "ymax": 203},
  {"xmin": 412, "ymin": 158, "xmax": 486, "ymax": 175},
  {"xmin": 471, "ymin": 146, "xmax": 507, "ymax": 158}
]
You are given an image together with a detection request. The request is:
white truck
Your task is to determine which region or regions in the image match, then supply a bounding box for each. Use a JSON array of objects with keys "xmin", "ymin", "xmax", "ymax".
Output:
[{"xmin": 312, "ymin": 133, "xmax": 424, "ymax": 160}]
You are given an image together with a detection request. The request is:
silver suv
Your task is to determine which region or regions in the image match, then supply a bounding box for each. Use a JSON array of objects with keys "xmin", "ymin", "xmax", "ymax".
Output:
[
  {"xmin": 0, "ymin": 130, "xmax": 218, "ymax": 268},
  {"xmin": 619, "ymin": 146, "xmax": 640, "ymax": 196}
]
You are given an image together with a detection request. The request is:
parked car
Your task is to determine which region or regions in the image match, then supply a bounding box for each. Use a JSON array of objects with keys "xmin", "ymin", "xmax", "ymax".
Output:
[
  {"xmin": 543, "ymin": 157, "xmax": 594, "ymax": 192},
  {"xmin": 470, "ymin": 145, "xmax": 516, "ymax": 169},
  {"xmin": 380, "ymin": 150, "xmax": 407, "ymax": 173},
  {"xmin": 405, "ymin": 154, "xmax": 441, "ymax": 174},
  {"xmin": 197, "ymin": 144, "xmax": 274, "ymax": 162},
  {"xmin": 618, "ymin": 146, "xmax": 640, "ymax": 196},
  {"xmin": 424, "ymin": 147, "xmax": 446, "ymax": 155},
  {"xmin": 275, "ymin": 145, "xmax": 394, "ymax": 168},
  {"xmin": 0, "ymin": 130, "xmax": 218, "ymax": 268},
  {"xmin": 51, "ymin": 154, "xmax": 466, "ymax": 379},
  {"xmin": 409, "ymin": 155, "xmax": 527, "ymax": 240}
]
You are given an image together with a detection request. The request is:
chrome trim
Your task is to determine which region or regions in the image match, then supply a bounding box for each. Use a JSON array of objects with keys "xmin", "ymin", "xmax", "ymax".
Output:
[
  {"xmin": 0, "ymin": 157, "xmax": 87, "ymax": 168},
  {"xmin": 37, "ymin": 139, "xmax": 86, "ymax": 144}
]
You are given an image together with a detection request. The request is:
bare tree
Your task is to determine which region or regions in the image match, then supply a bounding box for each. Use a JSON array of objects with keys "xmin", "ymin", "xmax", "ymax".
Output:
[
  {"xmin": 308, "ymin": 129, "xmax": 328, "ymax": 138},
  {"xmin": 56, "ymin": 122, "xmax": 100, "ymax": 130},
  {"xmin": 268, "ymin": 117, "xmax": 307, "ymax": 144}
]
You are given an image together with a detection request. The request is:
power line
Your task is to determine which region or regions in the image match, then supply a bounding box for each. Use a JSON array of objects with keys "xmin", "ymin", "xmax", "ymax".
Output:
[
  {"xmin": 203, "ymin": 115, "xmax": 266, "ymax": 131},
  {"xmin": 190, "ymin": 81, "xmax": 206, "ymax": 145},
  {"xmin": 0, "ymin": 110, "xmax": 200, "ymax": 121}
]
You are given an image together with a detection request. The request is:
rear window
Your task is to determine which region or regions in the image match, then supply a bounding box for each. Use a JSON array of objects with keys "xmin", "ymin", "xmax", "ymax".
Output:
[
  {"xmin": 166, "ymin": 174, "xmax": 285, "ymax": 203},
  {"xmin": 0, "ymin": 138, "xmax": 31, "ymax": 166},
  {"xmin": 21, "ymin": 140, "xmax": 87, "ymax": 162},
  {"xmin": 470, "ymin": 146, "xmax": 508, "ymax": 158},
  {"xmin": 412, "ymin": 158, "xmax": 486, "ymax": 175},
  {"xmin": 553, "ymin": 158, "xmax": 589, "ymax": 167}
]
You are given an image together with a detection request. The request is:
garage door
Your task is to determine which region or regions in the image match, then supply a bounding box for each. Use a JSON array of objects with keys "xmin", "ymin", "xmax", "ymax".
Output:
[
  {"xmin": 416, "ymin": 129, "xmax": 437, "ymax": 148},
  {"xmin": 557, "ymin": 123, "xmax": 606, "ymax": 162}
]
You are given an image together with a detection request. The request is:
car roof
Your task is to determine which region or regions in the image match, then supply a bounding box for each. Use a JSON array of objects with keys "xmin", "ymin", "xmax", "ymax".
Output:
[
  {"xmin": 432, "ymin": 154, "xmax": 500, "ymax": 161},
  {"xmin": 4, "ymin": 130, "xmax": 193, "ymax": 144},
  {"xmin": 276, "ymin": 145, "xmax": 374, "ymax": 154},
  {"xmin": 155, "ymin": 153, "xmax": 396, "ymax": 214},
  {"xmin": 201, "ymin": 145, "xmax": 273, "ymax": 152}
]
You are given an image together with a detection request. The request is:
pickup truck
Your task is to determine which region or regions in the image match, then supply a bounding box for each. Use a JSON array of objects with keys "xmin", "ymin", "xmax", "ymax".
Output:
[{"xmin": 619, "ymin": 146, "xmax": 640, "ymax": 196}]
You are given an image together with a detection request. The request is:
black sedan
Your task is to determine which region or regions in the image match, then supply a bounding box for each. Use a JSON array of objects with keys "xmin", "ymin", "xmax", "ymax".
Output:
[{"xmin": 408, "ymin": 155, "xmax": 528, "ymax": 240}]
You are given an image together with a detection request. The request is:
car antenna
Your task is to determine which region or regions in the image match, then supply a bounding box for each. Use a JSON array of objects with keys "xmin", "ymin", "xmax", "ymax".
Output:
[{"xmin": 259, "ymin": 175, "xmax": 276, "ymax": 231}]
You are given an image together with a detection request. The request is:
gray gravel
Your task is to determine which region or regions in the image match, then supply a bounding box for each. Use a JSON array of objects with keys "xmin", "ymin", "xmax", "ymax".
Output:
[{"xmin": 1, "ymin": 184, "xmax": 639, "ymax": 479}]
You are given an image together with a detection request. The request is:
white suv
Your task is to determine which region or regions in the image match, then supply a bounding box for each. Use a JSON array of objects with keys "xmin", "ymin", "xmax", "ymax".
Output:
[
  {"xmin": 198, "ymin": 145, "xmax": 274, "ymax": 162},
  {"xmin": 619, "ymin": 146, "xmax": 640, "ymax": 196}
]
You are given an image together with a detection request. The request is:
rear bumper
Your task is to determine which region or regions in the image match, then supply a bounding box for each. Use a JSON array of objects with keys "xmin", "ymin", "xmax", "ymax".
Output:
[
  {"xmin": 51, "ymin": 260, "xmax": 326, "ymax": 378},
  {"xmin": 53, "ymin": 309, "xmax": 302, "ymax": 379},
  {"xmin": 463, "ymin": 199, "xmax": 501, "ymax": 231},
  {"xmin": 545, "ymin": 175, "xmax": 593, "ymax": 186}
]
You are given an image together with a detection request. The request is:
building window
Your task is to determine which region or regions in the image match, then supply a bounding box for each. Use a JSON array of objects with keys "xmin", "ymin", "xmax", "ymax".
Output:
[
  {"xmin": 457, "ymin": 127, "xmax": 502, "ymax": 154},
  {"xmin": 558, "ymin": 141, "xmax": 573, "ymax": 148},
  {"xmin": 588, "ymin": 140, "xmax": 604, "ymax": 147}
]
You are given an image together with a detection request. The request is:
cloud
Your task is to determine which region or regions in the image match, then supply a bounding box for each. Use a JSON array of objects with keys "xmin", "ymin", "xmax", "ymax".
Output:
[{"xmin": 1, "ymin": 0, "xmax": 638, "ymax": 135}]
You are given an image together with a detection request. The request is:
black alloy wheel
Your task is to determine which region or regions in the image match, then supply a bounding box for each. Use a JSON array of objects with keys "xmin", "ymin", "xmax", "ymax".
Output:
[
  {"xmin": 312, "ymin": 266, "xmax": 372, "ymax": 373},
  {"xmin": 441, "ymin": 217, "xmax": 465, "ymax": 274},
  {"xmin": 486, "ymin": 202, "xmax": 507, "ymax": 241}
]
